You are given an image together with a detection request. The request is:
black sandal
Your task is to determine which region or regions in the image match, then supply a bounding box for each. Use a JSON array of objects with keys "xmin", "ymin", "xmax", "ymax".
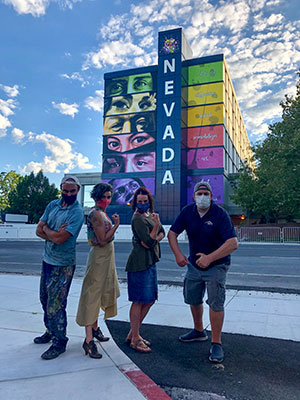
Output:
[
  {"xmin": 92, "ymin": 327, "xmax": 109, "ymax": 342},
  {"xmin": 82, "ymin": 339, "xmax": 102, "ymax": 359}
]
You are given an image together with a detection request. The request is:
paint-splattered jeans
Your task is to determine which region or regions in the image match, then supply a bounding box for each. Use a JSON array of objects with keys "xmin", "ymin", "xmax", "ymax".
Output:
[{"xmin": 40, "ymin": 261, "xmax": 75, "ymax": 349}]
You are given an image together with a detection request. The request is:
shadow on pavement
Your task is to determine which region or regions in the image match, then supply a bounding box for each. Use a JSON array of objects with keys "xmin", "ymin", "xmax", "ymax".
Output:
[{"xmin": 107, "ymin": 320, "xmax": 300, "ymax": 400}]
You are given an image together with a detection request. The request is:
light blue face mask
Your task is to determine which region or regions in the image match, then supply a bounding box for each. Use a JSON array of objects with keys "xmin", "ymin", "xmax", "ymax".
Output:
[
  {"xmin": 136, "ymin": 202, "xmax": 150, "ymax": 213},
  {"xmin": 195, "ymin": 195, "xmax": 211, "ymax": 210}
]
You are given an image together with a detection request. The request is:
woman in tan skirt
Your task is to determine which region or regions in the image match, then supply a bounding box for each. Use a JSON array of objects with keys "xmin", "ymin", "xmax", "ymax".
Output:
[{"xmin": 76, "ymin": 183, "xmax": 120, "ymax": 358}]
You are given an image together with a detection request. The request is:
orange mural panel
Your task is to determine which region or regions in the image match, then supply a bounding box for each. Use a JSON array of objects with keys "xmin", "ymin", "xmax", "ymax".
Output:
[{"xmin": 182, "ymin": 125, "xmax": 224, "ymax": 148}]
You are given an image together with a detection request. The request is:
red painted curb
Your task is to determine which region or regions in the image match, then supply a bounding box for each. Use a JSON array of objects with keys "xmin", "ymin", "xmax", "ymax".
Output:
[{"xmin": 120, "ymin": 366, "xmax": 172, "ymax": 400}]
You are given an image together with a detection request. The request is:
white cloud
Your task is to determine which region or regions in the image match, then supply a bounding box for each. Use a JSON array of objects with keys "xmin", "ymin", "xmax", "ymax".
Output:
[
  {"xmin": 60, "ymin": 72, "xmax": 88, "ymax": 87},
  {"xmin": 21, "ymin": 132, "xmax": 94, "ymax": 174},
  {"xmin": 134, "ymin": 26, "xmax": 153, "ymax": 37},
  {"xmin": 214, "ymin": 1, "xmax": 250, "ymax": 34},
  {"xmin": 11, "ymin": 128, "xmax": 25, "ymax": 143},
  {"xmin": 249, "ymin": 0, "xmax": 267, "ymax": 12},
  {"xmin": 84, "ymin": 33, "xmax": 144, "ymax": 69},
  {"xmin": 84, "ymin": 90, "xmax": 104, "ymax": 112},
  {"xmin": 3, "ymin": 0, "xmax": 49, "ymax": 17},
  {"xmin": 100, "ymin": 15, "xmax": 128, "ymax": 41},
  {"xmin": 3, "ymin": 0, "xmax": 83, "ymax": 16},
  {"xmin": 133, "ymin": 50, "xmax": 157, "ymax": 67},
  {"xmin": 0, "ymin": 84, "xmax": 19, "ymax": 97},
  {"xmin": 57, "ymin": 0, "xmax": 83, "ymax": 11},
  {"xmin": 52, "ymin": 101, "xmax": 79, "ymax": 118},
  {"xmin": 0, "ymin": 99, "xmax": 16, "ymax": 117},
  {"xmin": 0, "ymin": 84, "xmax": 19, "ymax": 138},
  {"xmin": 243, "ymin": 84, "xmax": 296, "ymax": 142},
  {"xmin": 0, "ymin": 114, "xmax": 11, "ymax": 137},
  {"xmin": 266, "ymin": 0, "xmax": 281, "ymax": 5}
]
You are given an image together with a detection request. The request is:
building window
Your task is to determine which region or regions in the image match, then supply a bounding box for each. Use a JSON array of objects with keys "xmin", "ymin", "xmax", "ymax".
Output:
[{"xmin": 83, "ymin": 185, "xmax": 94, "ymax": 208}]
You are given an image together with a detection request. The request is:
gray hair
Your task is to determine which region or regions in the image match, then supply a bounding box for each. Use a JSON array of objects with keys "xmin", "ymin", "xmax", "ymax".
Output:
[{"xmin": 90, "ymin": 183, "xmax": 113, "ymax": 201}]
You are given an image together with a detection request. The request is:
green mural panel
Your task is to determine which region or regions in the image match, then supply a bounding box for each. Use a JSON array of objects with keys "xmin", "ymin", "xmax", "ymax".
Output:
[{"xmin": 188, "ymin": 61, "xmax": 223, "ymax": 85}]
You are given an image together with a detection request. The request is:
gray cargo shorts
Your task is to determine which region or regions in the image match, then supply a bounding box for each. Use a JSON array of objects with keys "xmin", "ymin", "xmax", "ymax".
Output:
[{"xmin": 183, "ymin": 264, "xmax": 229, "ymax": 311}]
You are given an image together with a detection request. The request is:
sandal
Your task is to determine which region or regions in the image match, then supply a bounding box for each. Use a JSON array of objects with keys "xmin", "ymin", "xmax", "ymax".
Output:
[
  {"xmin": 130, "ymin": 339, "xmax": 151, "ymax": 353},
  {"xmin": 126, "ymin": 337, "xmax": 151, "ymax": 347}
]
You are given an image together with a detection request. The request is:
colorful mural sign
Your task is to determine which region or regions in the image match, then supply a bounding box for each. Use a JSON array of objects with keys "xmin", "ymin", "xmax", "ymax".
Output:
[{"xmin": 101, "ymin": 28, "xmax": 243, "ymax": 224}]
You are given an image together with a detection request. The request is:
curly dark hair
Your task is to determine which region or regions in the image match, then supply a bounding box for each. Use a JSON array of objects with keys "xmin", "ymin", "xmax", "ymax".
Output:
[
  {"xmin": 90, "ymin": 183, "xmax": 113, "ymax": 202},
  {"xmin": 131, "ymin": 186, "xmax": 154, "ymax": 212}
]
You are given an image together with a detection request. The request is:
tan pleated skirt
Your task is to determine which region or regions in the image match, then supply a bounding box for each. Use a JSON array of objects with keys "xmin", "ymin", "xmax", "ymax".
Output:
[{"xmin": 76, "ymin": 241, "xmax": 120, "ymax": 326}]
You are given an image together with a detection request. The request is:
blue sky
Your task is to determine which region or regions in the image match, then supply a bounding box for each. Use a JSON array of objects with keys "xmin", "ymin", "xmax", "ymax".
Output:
[{"xmin": 1, "ymin": 0, "xmax": 300, "ymax": 189}]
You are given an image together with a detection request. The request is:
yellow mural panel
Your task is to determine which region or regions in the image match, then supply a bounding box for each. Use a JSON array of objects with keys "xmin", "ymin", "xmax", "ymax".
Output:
[
  {"xmin": 188, "ymin": 104, "xmax": 224, "ymax": 127},
  {"xmin": 187, "ymin": 82, "xmax": 223, "ymax": 106}
]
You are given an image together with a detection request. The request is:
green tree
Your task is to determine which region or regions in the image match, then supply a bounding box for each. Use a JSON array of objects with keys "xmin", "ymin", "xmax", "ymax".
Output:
[
  {"xmin": 8, "ymin": 171, "xmax": 60, "ymax": 223},
  {"xmin": 231, "ymin": 72, "xmax": 300, "ymax": 222},
  {"xmin": 0, "ymin": 171, "xmax": 22, "ymax": 211}
]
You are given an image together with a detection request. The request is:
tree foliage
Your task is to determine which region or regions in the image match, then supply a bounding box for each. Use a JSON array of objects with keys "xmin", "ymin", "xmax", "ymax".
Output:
[
  {"xmin": 7, "ymin": 171, "xmax": 60, "ymax": 223},
  {"xmin": 231, "ymin": 72, "xmax": 300, "ymax": 222},
  {"xmin": 0, "ymin": 171, "xmax": 22, "ymax": 211}
]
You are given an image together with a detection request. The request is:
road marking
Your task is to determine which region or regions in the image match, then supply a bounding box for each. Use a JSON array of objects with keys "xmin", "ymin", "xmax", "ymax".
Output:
[
  {"xmin": 259, "ymin": 256, "xmax": 300, "ymax": 259},
  {"xmin": 228, "ymin": 272, "xmax": 300, "ymax": 278},
  {"xmin": 0, "ymin": 262, "xmax": 42, "ymax": 265},
  {"xmin": 0, "ymin": 262, "xmax": 87, "ymax": 267}
]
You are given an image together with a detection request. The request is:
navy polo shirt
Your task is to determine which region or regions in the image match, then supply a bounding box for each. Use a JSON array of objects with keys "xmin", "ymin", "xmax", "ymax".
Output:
[{"xmin": 170, "ymin": 201, "xmax": 236, "ymax": 269}]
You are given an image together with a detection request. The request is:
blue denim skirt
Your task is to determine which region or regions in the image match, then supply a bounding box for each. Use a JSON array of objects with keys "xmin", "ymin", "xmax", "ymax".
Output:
[{"xmin": 127, "ymin": 264, "xmax": 158, "ymax": 303}]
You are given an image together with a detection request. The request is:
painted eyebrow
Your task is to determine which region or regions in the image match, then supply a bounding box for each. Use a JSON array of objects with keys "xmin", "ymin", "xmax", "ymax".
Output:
[
  {"xmin": 133, "ymin": 75, "xmax": 151, "ymax": 80},
  {"xmin": 134, "ymin": 152, "xmax": 153, "ymax": 158}
]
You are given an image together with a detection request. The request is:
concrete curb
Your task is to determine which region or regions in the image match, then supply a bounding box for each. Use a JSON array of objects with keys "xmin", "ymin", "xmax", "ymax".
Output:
[
  {"xmin": 120, "ymin": 365, "xmax": 172, "ymax": 400},
  {"xmin": 100, "ymin": 321, "xmax": 172, "ymax": 400}
]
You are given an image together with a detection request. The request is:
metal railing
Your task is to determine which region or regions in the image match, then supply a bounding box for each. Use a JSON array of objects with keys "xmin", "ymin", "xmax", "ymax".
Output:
[
  {"xmin": 235, "ymin": 226, "xmax": 300, "ymax": 243},
  {"xmin": 282, "ymin": 227, "xmax": 300, "ymax": 243}
]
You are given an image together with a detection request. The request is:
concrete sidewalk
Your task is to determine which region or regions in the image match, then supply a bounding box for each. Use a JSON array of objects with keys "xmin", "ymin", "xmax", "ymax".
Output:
[{"xmin": 0, "ymin": 273, "xmax": 299, "ymax": 400}]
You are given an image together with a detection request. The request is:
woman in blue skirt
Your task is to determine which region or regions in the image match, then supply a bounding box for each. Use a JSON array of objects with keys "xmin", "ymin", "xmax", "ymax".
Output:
[{"xmin": 125, "ymin": 187, "xmax": 165, "ymax": 353}]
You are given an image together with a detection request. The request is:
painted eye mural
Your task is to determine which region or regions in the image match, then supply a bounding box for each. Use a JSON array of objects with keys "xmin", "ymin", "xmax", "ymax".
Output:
[
  {"xmin": 105, "ymin": 73, "xmax": 154, "ymax": 97},
  {"xmin": 102, "ymin": 177, "xmax": 155, "ymax": 206}
]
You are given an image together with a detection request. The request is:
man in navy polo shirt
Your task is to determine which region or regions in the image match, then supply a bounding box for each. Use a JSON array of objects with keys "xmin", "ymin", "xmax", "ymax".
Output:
[
  {"xmin": 168, "ymin": 181, "xmax": 238, "ymax": 363},
  {"xmin": 35, "ymin": 175, "xmax": 84, "ymax": 360}
]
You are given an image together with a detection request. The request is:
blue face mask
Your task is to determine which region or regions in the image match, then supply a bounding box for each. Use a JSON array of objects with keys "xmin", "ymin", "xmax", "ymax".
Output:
[{"xmin": 136, "ymin": 202, "xmax": 150, "ymax": 214}]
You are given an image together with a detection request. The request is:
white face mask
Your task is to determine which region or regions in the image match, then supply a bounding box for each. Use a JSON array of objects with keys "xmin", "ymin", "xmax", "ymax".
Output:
[{"xmin": 195, "ymin": 194, "xmax": 211, "ymax": 210}]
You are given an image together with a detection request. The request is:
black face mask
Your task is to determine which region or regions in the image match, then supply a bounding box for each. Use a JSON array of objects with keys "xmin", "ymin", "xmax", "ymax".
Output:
[{"xmin": 62, "ymin": 193, "xmax": 77, "ymax": 205}]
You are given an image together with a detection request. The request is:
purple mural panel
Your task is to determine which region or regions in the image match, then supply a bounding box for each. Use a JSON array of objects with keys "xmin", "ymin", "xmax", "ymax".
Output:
[
  {"xmin": 186, "ymin": 147, "xmax": 223, "ymax": 169},
  {"xmin": 102, "ymin": 177, "xmax": 155, "ymax": 205},
  {"xmin": 187, "ymin": 175, "xmax": 224, "ymax": 204}
]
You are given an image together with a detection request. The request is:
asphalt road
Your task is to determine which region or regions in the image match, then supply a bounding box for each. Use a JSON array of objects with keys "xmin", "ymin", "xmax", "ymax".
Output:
[
  {"xmin": 107, "ymin": 320, "xmax": 300, "ymax": 400},
  {"xmin": 0, "ymin": 241, "xmax": 299, "ymax": 292}
]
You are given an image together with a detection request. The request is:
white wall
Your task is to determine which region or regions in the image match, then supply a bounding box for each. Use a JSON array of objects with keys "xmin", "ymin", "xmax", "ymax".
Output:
[{"xmin": 0, "ymin": 224, "xmax": 187, "ymax": 241}]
